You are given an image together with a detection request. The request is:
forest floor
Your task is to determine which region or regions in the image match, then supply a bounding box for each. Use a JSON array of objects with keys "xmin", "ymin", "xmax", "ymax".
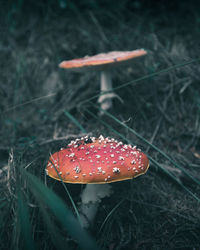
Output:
[{"xmin": 0, "ymin": 1, "xmax": 200, "ymax": 250}]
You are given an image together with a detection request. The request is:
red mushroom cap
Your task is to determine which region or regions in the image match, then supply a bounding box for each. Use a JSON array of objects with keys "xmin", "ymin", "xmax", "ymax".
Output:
[
  {"xmin": 46, "ymin": 135, "xmax": 149, "ymax": 184},
  {"xmin": 59, "ymin": 49, "xmax": 147, "ymax": 72}
]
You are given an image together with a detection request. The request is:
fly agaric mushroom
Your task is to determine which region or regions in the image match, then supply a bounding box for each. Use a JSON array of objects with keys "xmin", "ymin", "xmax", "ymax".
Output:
[
  {"xmin": 59, "ymin": 49, "xmax": 147, "ymax": 113},
  {"xmin": 46, "ymin": 135, "xmax": 149, "ymax": 228}
]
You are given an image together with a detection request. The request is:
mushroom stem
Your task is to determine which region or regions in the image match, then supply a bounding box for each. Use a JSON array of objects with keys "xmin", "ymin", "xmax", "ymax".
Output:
[
  {"xmin": 98, "ymin": 70, "xmax": 113, "ymax": 112},
  {"xmin": 79, "ymin": 183, "xmax": 113, "ymax": 228}
]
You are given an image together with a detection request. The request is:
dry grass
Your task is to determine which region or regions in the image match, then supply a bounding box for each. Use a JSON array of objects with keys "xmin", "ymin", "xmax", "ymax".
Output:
[{"xmin": 1, "ymin": 1, "xmax": 200, "ymax": 250}]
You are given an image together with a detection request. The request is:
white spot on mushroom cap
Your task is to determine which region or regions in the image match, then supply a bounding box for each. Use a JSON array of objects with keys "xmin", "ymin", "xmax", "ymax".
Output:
[
  {"xmin": 113, "ymin": 167, "xmax": 120, "ymax": 173},
  {"xmin": 131, "ymin": 160, "xmax": 136, "ymax": 164},
  {"xmin": 99, "ymin": 135, "xmax": 104, "ymax": 140},
  {"xmin": 91, "ymin": 137, "xmax": 96, "ymax": 142},
  {"xmin": 131, "ymin": 151, "xmax": 137, "ymax": 156},
  {"xmin": 74, "ymin": 166, "xmax": 81, "ymax": 173}
]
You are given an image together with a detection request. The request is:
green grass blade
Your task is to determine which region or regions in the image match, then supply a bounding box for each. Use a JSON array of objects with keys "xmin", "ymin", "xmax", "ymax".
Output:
[
  {"xmin": 98, "ymin": 199, "xmax": 124, "ymax": 234},
  {"xmin": 0, "ymin": 205, "xmax": 8, "ymax": 241},
  {"xmin": 64, "ymin": 110, "xmax": 86, "ymax": 133},
  {"xmin": 49, "ymin": 159, "xmax": 81, "ymax": 224},
  {"xmin": 17, "ymin": 190, "xmax": 36, "ymax": 250},
  {"xmin": 149, "ymin": 156, "xmax": 200, "ymax": 202},
  {"xmin": 84, "ymin": 108, "xmax": 200, "ymax": 202},
  {"xmin": 94, "ymin": 105, "xmax": 200, "ymax": 187},
  {"xmin": 79, "ymin": 58, "xmax": 200, "ymax": 107},
  {"xmin": 0, "ymin": 201, "xmax": 7, "ymax": 209},
  {"xmin": 23, "ymin": 170, "xmax": 101, "ymax": 250},
  {"xmin": 39, "ymin": 201, "xmax": 68, "ymax": 250}
]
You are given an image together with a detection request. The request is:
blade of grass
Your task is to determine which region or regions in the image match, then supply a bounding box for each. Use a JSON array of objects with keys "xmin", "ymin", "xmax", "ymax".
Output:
[
  {"xmin": 78, "ymin": 58, "xmax": 200, "ymax": 107},
  {"xmin": 0, "ymin": 202, "xmax": 7, "ymax": 209},
  {"xmin": 92, "ymin": 104, "xmax": 200, "ymax": 187},
  {"xmin": 149, "ymin": 156, "xmax": 200, "ymax": 202},
  {"xmin": 39, "ymin": 201, "xmax": 68, "ymax": 250},
  {"xmin": 49, "ymin": 158, "xmax": 81, "ymax": 224},
  {"xmin": 4, "ymin": 59, "xmax": 200, "ymax": 113},
  {"xmin": 0, "ymin": 197, "xmax": 7, "ymax": 209},
  {"xmin": 84, "ymin": 108, "xmax": 200, "ymax": 202},
  {"xmin": 22, "ymin": 169, "xmax": 101, "ymax": 250},
  {"xmin": 0, "ymin": 205, "xmax": 8, "ymax": 241},
  {"xmin": 98, "ymin": 199, "xmax": 124, "ymax": 234},
  {"xmin": 54, "ymin": 112, "xmax": 86, "ymax": 224},
  {"xmin": 17, "ymin": 189, "xmax": 36, "ymax": 250},
  {"xmin": 64, "ymin": 110, "xmax": 86, "ymax": 133}
]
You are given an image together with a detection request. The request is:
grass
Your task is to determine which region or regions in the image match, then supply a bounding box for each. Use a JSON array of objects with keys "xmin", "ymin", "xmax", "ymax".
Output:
[{"xmin": 1, "ymin": 1, "xmax": 200, "ymax": 249}]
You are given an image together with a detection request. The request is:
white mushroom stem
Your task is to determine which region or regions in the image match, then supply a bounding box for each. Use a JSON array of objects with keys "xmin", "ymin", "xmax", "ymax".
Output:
[
  {"xmin": 79, "ymin": 183, "xmax": 113, "ymax": 228},
  {"xmin": 97, "ymin": 70, "xmax": 123, "ymax": 114},
  {"xmin": 98, "ymin": 70, "xmax": 113, "ymax": 112}
]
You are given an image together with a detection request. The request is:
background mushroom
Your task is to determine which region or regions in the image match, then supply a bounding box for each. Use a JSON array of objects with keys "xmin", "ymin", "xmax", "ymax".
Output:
[
  {"xmin": 46, "ymin": 135, "xmax": 149, "ymax": 228},
  {"xmin": 59, "ymin": 49, "xmax": 147, "ymax": 113}
]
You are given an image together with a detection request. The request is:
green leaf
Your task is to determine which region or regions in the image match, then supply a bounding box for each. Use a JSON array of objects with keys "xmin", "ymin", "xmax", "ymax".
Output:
[
  {"xmin": 23, "ymin": 170, "xmax": 101, "ymax": 250},
  {"xmin": 17, "ymin": 190, "xmax": 36, "ymax": 250},
  {"xmin": 39, "ymin": 202, "xmax": 68, "ymax": 250}
]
